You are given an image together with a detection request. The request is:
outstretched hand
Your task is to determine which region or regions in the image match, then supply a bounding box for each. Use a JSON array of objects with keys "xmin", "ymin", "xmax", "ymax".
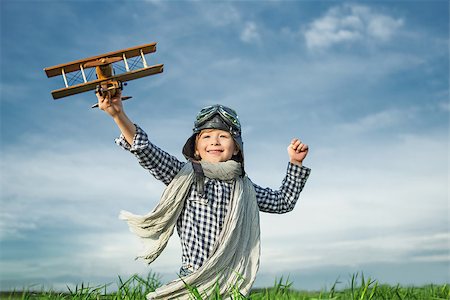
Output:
[
  {"xmin": 96, "ymin": 87, "xmax": 123, "ymax": 118},
  {"xmin": 287, "ymin": 138, "xmax": 309, "ymax": 166}
]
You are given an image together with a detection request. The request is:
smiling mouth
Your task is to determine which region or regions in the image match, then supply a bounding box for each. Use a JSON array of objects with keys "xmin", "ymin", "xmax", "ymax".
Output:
[{"xmin": 207, "ymin": 150, "xmax": 223, "ymax": 153}]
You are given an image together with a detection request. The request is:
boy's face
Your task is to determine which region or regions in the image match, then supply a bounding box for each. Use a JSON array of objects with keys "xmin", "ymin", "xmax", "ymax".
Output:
[{"xmin": 195, "ymin": 129, "xmax": 239, "ymax": 163}]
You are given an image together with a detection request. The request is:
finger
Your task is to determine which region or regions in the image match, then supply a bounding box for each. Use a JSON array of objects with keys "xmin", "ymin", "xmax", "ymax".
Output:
[
  {"xmin": 292, "ymin": 139, "xmax": 302, "ymax": 151},
  {"xmin": 100, "ymin": 96, "xmax": 108, "ymax": 106},
  {"xmin": 95, "ymin": 91, "xmax": 104, "ymax": 102},
  {"xmin": 290, "ymin": 138, "xmax": 299, "ymax": 147},
  {"xmin": 97, "ymin": 94, "xmax": 111, "ymax": 110},
  {"xmin": 299, "ymin": 144, "xmax": 309, "ymax": 152}
]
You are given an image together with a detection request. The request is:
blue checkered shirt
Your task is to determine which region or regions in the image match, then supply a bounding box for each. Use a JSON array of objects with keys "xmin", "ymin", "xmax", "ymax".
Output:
[{"xmin": 116, "ymin": 125, "xmax": 311, "ymax": 271}]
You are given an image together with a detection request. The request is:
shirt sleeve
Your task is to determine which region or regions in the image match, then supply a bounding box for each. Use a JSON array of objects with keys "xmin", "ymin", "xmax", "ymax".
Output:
[
  {"xmin": 253, "ymin": 163, "xmax": 311, "ymax": 214},
  {"xmin": 115, "ymin": 125, "xmax": 185, "ymax": 185}
]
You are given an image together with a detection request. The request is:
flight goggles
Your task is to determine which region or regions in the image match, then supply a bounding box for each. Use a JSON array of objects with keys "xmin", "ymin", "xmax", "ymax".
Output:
[{"xmin": 194, "ymin": 105, "xmax": 241, "ymax": 132}]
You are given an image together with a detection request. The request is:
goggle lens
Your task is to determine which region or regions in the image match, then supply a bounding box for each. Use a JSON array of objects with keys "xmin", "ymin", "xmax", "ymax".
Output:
[{"xmin": 195, "ymin": 105, "xmax": 241, "ymax": 131}]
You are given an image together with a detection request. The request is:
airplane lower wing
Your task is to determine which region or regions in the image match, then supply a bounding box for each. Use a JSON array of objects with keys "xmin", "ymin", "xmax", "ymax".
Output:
[{"xmin": 51, "ymin": 64, "xmax": 163, "ymax": 99}]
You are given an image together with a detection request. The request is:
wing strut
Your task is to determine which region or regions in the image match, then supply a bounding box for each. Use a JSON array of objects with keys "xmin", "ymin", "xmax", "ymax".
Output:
[
  {"xmin": 140, "ymin": 49, "xmax": 148, "ymax": 68},
  {"xmin": 80, "ymin": 64, "xmax": 88, "ymax": 83},
  {"xmin": 61, "ymin": 68, "xmax": 69, "ymax": 88},
  {"xmin": 123, "ymin": 54, "xmax": 130, "ymax": 72}
]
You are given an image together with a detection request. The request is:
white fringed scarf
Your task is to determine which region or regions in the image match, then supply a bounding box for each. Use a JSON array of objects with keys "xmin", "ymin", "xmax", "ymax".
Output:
[{"xmin": 119, "ymin": 160, "xmax": 260, "ymax": 299}]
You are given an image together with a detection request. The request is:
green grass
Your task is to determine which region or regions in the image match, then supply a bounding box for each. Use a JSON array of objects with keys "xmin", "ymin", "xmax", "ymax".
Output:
[{"xmin": 1, "ymin": 272, "xmax": 448, "ymax": 299}]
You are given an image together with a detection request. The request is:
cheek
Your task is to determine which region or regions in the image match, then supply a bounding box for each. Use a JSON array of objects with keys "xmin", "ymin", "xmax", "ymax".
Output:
[
  {"xmin": 228, "ymin": 142, "xmax": 238, "ymax": 154},
  {"xmin": 195, "ymin": 140, "xmax": 206, "ymax": 151}
]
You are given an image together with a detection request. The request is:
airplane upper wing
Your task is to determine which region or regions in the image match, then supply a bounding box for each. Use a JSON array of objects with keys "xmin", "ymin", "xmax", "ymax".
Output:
[{"xmin": 44, "ymin": 42, "xmax": 157, "ymax": 77}]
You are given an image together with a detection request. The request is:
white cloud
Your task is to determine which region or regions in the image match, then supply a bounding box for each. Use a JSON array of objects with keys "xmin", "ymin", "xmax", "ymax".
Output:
[
  {"xmin": 240, "ymin": 22, "xmax": 261, "ymax": 44},
  {"xmin": 143, "ymin": 0, "xmax": 166, "ymax": 7},
  {"xmin": 438, "ymin": 100, "xmax": 450, "ymax": 112},
  {"xmin": 304, "ymin": 4, "xmax": 403, "ymax": 50},
  {"xmin": 0, "ymin": 141, "xmax": 166, "ymax": 241},
  {"xmin": 198, "ymin": 3, "xmax": 241, "ymax": 27},
  {"xmin": 255, "ymin": 126, "xmax": 448, "ymax": 274},
  {"xmin": 367, "ymin": 14, "xmax": 403, "ymax": 41},
  {"xmin": 336, "ymin": 107, "xmax": 417, "ymax": 134},
  {"xmin": 0, "ymin": 211, "xmax": 37, "ymax": 240},
  {"xmin": 260, "ymin": 232, "xmax": 449, "ymax": 272}
]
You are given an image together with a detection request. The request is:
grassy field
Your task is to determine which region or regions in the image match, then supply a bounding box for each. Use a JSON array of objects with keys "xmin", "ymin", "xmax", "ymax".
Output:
[{"xmin": 1, "ymin": 272, "xmax": 448, "ymax": 299}]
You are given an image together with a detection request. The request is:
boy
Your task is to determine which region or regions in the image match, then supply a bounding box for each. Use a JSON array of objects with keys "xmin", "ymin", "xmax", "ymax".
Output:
[{"xmin": 97, "ymin": 90, "xmax": 310, "ymax": 299}]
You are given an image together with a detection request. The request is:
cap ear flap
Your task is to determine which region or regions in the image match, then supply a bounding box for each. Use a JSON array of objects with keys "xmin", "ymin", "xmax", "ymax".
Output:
[
  {"xmin": 194, "ymin": 151, "xmax": 201, "ymax": 160},
  {"xmin": 182, "ymin": 134, "xmax": 198, "ymax": 160},
  {"xmin": 233, "ymin": 141, "xmax": 240, "ymax": 156}
]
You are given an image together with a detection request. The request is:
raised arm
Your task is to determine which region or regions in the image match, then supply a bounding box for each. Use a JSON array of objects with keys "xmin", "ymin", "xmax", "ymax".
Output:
[
  {"xmin": 96, "ymin": 89, "xmax": 184, "ymax": 185},
  {"xmin": 254, "ymin": 164, "xmax": 310, "ymax": 213},
  {"xmin": 254, "ymin": 138, "xmax": 310, "ymax": 213},
  {"xmin": 96, "ymin": 88, "xmax": 136, "ymax": 145}
]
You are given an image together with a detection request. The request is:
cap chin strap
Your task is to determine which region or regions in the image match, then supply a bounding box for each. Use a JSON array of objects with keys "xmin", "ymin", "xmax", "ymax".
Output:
[{"xmin": 191, "ymin": 160, "xmax": 205, "ymax": 197}]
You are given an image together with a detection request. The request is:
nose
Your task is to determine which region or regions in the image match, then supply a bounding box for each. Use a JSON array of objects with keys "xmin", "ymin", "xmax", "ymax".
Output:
[{"xmin": 210, "ymin": 136, "xmax": 220, "ymax": 145}]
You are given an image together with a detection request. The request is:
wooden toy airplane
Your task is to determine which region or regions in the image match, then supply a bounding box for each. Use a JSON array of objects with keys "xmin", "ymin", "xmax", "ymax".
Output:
[{"xmin": 44, "ymin": 42, "xmax": 164, "ymax": 106}]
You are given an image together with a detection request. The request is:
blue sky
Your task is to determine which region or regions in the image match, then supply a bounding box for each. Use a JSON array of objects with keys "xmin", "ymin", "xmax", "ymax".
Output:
[{"xmin": 1, "ymin": 0, "xmax": 448, "ymax": 292}]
